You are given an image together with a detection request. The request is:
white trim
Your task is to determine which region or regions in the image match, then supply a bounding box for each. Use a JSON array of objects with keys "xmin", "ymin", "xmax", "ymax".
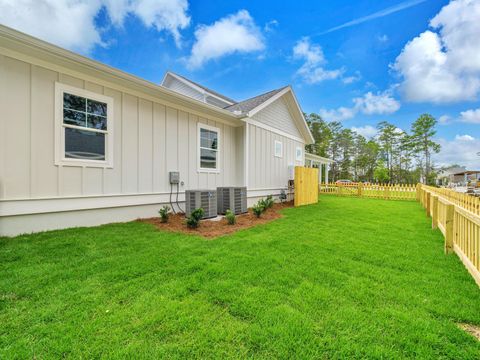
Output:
[
  {"xmin": 0, "ymin": 26, "xmax": 242, "ymax": 127},
  {"xmin": 55, "ymin": 82, "xmax": 114, "ymax": 168},
  {"xmin": 244, "ymin": 118, "xmax": 305, "ymax": 143},
  {"xmin": 305, "ymin": 152, "xmax": 334, "ymax": 164},
  {"xmin": 274, "ymin": 140, "xmax": 283, "ymax": 158},
  {"xmin": 296, "ymin": 146, "xmax": 303, "ymax": 162},
  {"xmin": 1, "ymin": 187, "xmax": 291, "ymax": 218},
  {"xmin": 163, "ymin": 72, "xmax": 235, "ymax": 106},
  {"xmin": 245, "ymin": 123, "xmax": 249, "ymax": 187},
  {"xmin": 246, "ymin": 87, "xmax": 290, "ymax": 117},
  {"xmin": 197, "ymin": 123, "xmax": 220, "ymax": 173},
  {"xmin": 245, "ymin": 86, "xmax": 314, "ymax": 144}
]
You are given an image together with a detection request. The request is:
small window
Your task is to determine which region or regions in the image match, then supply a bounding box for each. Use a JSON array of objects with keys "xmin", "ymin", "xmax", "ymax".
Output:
[
  {"xmin": 198, "ymin": 124, "xmax": 220, "ymax": 172},
  {"xmin": 274, "ymin": 140, "xmax": 283, "ymax": 158},
  {"xmin": 296, "ymin": 146, "xmax": 303, "ymax": 161},
  {"xmin": 55, "ymin": 83, "xmax": 113, "ymax": 167}
]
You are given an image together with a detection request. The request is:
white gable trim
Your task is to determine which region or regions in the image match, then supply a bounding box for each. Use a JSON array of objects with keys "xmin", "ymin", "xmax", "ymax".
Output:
[
  {"xmin": 162, "ymin": 71, "xmax": 235, "ymax": 106},
  {"xmin": 246, "ymin": 86, "xmax": 314, "ymax": 144},
  {"xmin": 244, "ymin": 118, "xmax": 305, "ymax": 143}
]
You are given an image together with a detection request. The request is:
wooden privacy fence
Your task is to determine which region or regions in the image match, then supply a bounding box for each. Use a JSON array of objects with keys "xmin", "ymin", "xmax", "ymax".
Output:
[
  {"xmin": 418, "ymin": 184, "xmax": 480, "ymax": 287},
  {"xmin": 320, "ymin": 182, "xmax": 417, "ymax": 201},
  {"xmin": 294, "ymin": 166, "xmax": 318, "ymax": 207}
]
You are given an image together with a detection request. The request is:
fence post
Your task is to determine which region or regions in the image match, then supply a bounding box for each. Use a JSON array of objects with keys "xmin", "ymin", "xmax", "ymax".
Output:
[
  {"xmin": 445, "ymin": 204, "xmax": 454, "ymax": 254},
  {"xmin": 426, "ymin": 192, "xmax": 431, "ymax": 217},
  {"xmin": 357, "ymin": 182, "xmax": 363, "ymax": 197},
  {"xmin": 432, "ymin": 195, "xmax": 438, "ymax": 229},
  {"xmin": 416, "ymin": 183, "xmax": 421, "ymax": 201}
]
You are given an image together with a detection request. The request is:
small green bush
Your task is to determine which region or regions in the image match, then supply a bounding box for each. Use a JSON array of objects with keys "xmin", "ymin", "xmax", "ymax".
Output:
[
  {"xmin": 265, "ymin": 195, "xmax": 274, "ymax": 209},
  {"xmin": 225, "ymin": 209, "xmax": 236, "ymax": 225},
  {"xmin": 158, "ymin": 205, "xmax": 170, "ymax": 223},
  {"xmin": 252, "ymin": 202, "xmax": 264, "ymax": 218},
  {"xmin": 186, "ymin": 208, "xmax": 204, "ymax": 228}
]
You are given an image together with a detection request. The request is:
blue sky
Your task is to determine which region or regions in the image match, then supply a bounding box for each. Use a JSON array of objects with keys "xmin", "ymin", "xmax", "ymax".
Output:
[{"xmin": 0, "ymin": 0, "xmax": 479, "ymax": 167}]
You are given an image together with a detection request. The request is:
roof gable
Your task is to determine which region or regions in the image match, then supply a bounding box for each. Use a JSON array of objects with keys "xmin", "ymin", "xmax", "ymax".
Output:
[{"xmin": 250, "ymin": 96, "xmax": 303, "ymax": 138}]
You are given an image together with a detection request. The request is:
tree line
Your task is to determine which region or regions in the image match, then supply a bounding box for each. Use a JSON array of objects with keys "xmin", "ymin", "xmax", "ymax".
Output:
[{"xmin": 305, "ymin": 113, "xmax": 441, "ymax": 184}]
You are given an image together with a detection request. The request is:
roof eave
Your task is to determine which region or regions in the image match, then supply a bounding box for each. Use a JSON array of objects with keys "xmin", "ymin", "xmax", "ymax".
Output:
[{"xmin": 0, "ymin": 25, "xmax": 243, "ymax": 125}]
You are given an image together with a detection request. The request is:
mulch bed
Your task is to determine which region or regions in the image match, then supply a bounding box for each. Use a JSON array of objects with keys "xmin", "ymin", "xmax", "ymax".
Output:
[{"xmin": 140, "ymin": 201, "xmax": 294, "ymax": 239}]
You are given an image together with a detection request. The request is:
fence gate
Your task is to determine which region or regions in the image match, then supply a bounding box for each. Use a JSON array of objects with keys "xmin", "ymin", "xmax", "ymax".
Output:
[{"xmin": 294, "ymin": 166, "xmax": 319, "ymax": 207}]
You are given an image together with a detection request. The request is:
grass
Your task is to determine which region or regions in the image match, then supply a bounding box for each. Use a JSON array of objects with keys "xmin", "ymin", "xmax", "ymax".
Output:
[{"xmin": 1, "ymin": 196, "xmax": 480, "ymax": 359}]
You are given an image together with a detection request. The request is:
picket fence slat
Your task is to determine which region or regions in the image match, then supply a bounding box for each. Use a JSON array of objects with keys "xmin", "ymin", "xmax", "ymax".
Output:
[{"xmin": 418, "ymin": 184, "xmax": 480, "ymax": 288}]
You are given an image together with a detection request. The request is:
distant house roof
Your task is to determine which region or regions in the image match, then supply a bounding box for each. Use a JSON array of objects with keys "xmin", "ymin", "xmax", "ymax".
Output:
[
  {"xmin": 453, "ymin": 170, "xmax": 480, "ymax": 176},
  {"xmin": 224, "ymin": 87, "xmax": 288, "ymax": 114}
]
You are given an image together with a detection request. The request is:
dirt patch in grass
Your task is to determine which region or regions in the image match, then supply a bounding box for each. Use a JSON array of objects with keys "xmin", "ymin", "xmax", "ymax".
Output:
[
  {"xmin": 458, "ymin": 323, "xmax": 480, "ymax": 341},
  {"xmin": 140, "ymin": 201, "xmax": 294, "ymax": 238}
]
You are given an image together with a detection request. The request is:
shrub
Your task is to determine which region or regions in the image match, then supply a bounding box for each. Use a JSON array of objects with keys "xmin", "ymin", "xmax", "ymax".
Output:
[
  {"xmin": 265, "ymin": 195, "xmax": 274, "ymax": 209},
  {"xmin": 158, "ymin": 205, "xmax": 170, "ymax": 223},
  {"xmin": 252, "ymin": 202, "xmax": 264, "ymax": 218},
  {"xmin": 225, "ymin": 209, "xmax": 236, "ymax": 225},
  {"xmin": 186, "ymin": 208, "xmax": 204, "ymax": 228}
]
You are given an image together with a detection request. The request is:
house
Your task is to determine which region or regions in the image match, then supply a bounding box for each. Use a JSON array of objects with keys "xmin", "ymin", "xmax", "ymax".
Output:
[
  {"xmin": 436, "ymin": 166, "xmax": 466, "ymax": 186},
  {"xmin": 0, "ymin": 25, "xmax": 331, "ymax": 236}
]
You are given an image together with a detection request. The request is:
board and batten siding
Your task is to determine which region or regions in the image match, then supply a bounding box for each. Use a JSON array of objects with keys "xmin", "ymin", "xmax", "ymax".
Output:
[
  {"xmin": 247, "ymin": 123, "xmax": 304, "ymax": 191},
  {"xmin": 0, "ymin": 54, "xmax": 241, "ymax": 203},
  {"xmin": 250, "ymin": 97, "xmax": 302, "ymax": 138}
]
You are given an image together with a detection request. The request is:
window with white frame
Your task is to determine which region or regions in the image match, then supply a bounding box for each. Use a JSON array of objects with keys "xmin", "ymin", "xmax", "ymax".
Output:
[
  {"xmin": 296, "ymin": 146, "xmax": 303, "ymax": 161},
  {"xmin": 198, "ymin": 124, "xmax": 219, "ymax": 171},
  {"xmin": 55, "ymin": 83, "xmax": 113, "ymax": 167},
  {"xmin": 274, "ymin": 140, "xmax": 283, "ymax": 158}
]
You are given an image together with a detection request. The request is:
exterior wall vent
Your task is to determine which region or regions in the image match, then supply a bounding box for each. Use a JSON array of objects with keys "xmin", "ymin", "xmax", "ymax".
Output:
[
  {"xmin": 185, "ymin": 190, "xmax": 218, "ymax": 219},
  {"xmin": 217, "ymin": 187, "xmax": 247, "ymax": 215}
]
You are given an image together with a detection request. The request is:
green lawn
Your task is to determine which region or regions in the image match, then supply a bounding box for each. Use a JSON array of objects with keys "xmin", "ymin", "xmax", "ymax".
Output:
[{"xmin": 1, "ymin": 196, "xmax": 480, "ymax": 359}]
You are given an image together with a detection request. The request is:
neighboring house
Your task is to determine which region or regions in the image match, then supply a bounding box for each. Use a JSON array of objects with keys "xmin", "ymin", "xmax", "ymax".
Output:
[
  {"xmin": 436, "ymin": 166, "xmax": 466, "ymax": 186},
  {"xmin": 0, "ymin": 25, "xmax": 323, "ymax": 236}
]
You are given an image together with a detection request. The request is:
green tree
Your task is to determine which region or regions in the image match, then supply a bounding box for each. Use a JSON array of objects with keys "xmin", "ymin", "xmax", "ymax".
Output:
[
  {"xmin": 410, "ymin": 114, "xmax": 441, "ymax": 184},
  {"xmin": 304, "ymin": 113, "xmax": 331, "ymax": 157},
  {"xmin": 377, "ymin": 121, "xmax": 401, "ymax": 183},
  {"xmin": 374, "ymin": 160, "xmax": 390, "ymax": 183}
]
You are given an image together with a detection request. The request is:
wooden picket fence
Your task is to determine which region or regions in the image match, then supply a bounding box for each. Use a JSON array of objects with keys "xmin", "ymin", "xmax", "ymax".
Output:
[
  {"xmin": 320, "ymin": 182, "xmax": 417, "ymax": 201},
  {"xmin": 418, "ymin": 185, "xmax": 480, "ymax": 287}
]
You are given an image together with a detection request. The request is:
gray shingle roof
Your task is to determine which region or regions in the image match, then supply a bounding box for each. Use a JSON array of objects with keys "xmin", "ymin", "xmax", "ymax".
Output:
[{"xmin": 224, "ymin": 86, "xmax": 288, "ymax": 114}]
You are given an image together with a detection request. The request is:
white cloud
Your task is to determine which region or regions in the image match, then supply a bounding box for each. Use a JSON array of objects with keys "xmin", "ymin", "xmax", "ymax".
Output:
[
  {"xmin": 351, "ymin": 125, "xmax": 378, "ymax": 139},
  {"xmin": 459, "ymin": 108, "xmax": 480, "ymax": 124},
  {"xmin": 393, "ymin": 0, "xmax": 480, "ymax": 103},
  {"xmin": 455, "ymin": 134, "xmax": 475, "ymax": 141},
  {"xmin": 434, "ymin": 135, "xmax": 480, "ymax": 168},
  {"xmin": 342, "ymin": 71, "xmax": 362, "ymax": 84},
  {"xmin": 0, "ymin": 0, "xmax": 190, "ymax": 53},
  {"xmin": 378, "ymin": 34, "xmax": 389, "ymax": 43},
  {"xmin": 186, "ymin": 10, "xmax": 264, "ymax": 69},
  {"xmin": 319, "ymin": 91, "xmax": 400, "ymax": 122},
  {"xmin": 438, "ymin": 114, "xmax": 452, "ymax": 124},
  {"xmin": 264, "ymin": 19, "xmax": 279, "ymax": 32},
  {"xmin": 319, "ymin": 107, "xmax": 356, "ymax": 122},
  {"xmin": 293, "ymin": 37, "xmax": 343, "ymax": 84},
  {"xmin": 353, "ymin": 91, "xmax": 400, "ymax": 115}
]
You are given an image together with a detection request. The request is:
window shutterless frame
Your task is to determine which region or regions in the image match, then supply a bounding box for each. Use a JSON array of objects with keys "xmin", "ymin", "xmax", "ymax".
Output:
[
  {"xmin": 296, "ymin": 146, "xmax": 303, "ymax": 161},
  {"xmin": 55, "ymin": 82, "xmax": 114, "ymax": 168},
  {"xmin": 274, "ymin": 140, "xmax": 283, "ymax": 158},
  {"xmin": 197, "ymin": 123, "xmax": 220, "ymax": 173}
]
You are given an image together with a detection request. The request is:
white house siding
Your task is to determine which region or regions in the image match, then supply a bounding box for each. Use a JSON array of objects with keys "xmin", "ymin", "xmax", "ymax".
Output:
[
  {"xmin": 251, "ymin": 97, "xmax": 302, "ymax": 138},
  {"xmin": 0, "ymin": 54, "xmax": 242, "ymax": 235},
  {"xmin": 247, "ymin": 123, "xmax": 304, "ymax": 201}
]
